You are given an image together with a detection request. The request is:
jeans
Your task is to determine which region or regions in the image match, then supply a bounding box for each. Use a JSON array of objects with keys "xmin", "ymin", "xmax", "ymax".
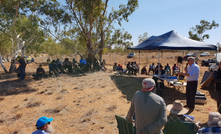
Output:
[{"xmin": 20, "ymin": 67, "xmax": 25, "ymax": 81}]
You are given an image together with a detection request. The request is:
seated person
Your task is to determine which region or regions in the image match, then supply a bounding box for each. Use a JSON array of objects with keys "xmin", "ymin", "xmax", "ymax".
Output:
[
  {"xmin": 201, "ymin": 60, "xmax": 205, "ymax": 66},
  {"xmin": 101, "ymin": 62, "xmax": 107, "ymax": 71},
  {"xmin": 31, "ymin": 58, "xmax": 34, "ymax": 63},
  {"xmin": 113, "ymin": 63, "xmax": 117, "ymax": 71},
  {"xmin": 172, "ymin": 64, "xmax": 180, "ymax": 75},
  {"xmin": 167, "ymin": 100, "xmax": 200, "ymax": 133},
  {"xmin": 49, "ymin": 60, "xmax": 59, "ymax": 77},
  {"xmin": 33, "ymin": 64, "xmax": 45, "ymax": 79},
  {"xmin": 47, "ymin": 57, "xmax": 51, "ymax": 63},
  {"xmin": 79, "ymin": 57, "xmax": 87, "ymax": 72},
  {"xmin": 133, "ymin": 61, "xmax": 139, "ymax": 75},
  {"xmin": 155, "ymin": 65, "xmax": 165, "ymax": 75},
  {"xmin": 63, "ymin": 58, "xmax": 72, "ymax": 73},
  {"xmin": 126, "ymin": 62, "xmax": 131, "ymax": 74},
  {"xmin": 141, "ymin": 66, "xmax": 147, "ymax": 75},
  {"xmin": 165, "ymin": 63, "xmax": 170, "ymax": 71},
  {"xmin": 93, "ymin": 58, "xmax": 100, "ymax": 71},
  {"xmin": 117, "ymin": 65, "xmax": 125, "ymax": 74},
  {"xmin": 198, "ymin": 112, "xmax": 221, "ymax": 134},
  {"xmin": 148, "ymin": 63, "xmax": 155, "ymax": 74},
  {"xmin": 165, "ymin": 63, "xmax": 171, "ymax": 75}
]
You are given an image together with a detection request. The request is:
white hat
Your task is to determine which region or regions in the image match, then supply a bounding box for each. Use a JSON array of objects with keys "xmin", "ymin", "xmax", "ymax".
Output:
[
  {"xmin": 207, "ymin": 112, "xmax": 221, "ymax": 126},
  {"xmin": 141, "ymin": 78, "xmax": 155, "ymax": 92},
  {"xmin": 167, "ymin": 100, "xmax": 189, "ymax": 115}
]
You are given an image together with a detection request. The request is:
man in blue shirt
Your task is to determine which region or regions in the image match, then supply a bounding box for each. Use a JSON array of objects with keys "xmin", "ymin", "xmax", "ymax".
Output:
[
  {"xmin": 177, "ymin": 57, "xmax": 199, "ymax": 110},
  {"xmin": 32, "ymin": 116, "xmax": 54, "ymax": 134}
]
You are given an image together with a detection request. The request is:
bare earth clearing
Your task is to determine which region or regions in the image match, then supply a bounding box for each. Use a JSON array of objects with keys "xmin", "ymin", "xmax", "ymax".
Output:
[{"xmin": 0, "ymin": 52, "xmax": 217, "ymax": 134}]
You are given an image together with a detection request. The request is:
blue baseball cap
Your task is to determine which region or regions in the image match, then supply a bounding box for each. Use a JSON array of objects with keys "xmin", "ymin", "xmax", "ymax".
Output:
[{"xmin": 36, "ymin": 116, "xmax": 53, "ymax": 127}]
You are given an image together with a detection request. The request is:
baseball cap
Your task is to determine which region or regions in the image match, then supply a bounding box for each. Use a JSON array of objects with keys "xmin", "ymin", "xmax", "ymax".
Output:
[
  {"xmin": 36, "ymin": 116, "xmax": 53, "ymax": 127},
  {"xmin": 141, "ymin": 78, "xmax": 155, "ymax": 92}
]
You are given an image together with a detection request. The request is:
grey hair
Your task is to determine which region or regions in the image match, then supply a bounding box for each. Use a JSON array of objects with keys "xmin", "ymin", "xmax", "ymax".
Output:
[{"xmin": 188, "ymin": 57, "xmax": 195, "ymax": 61}]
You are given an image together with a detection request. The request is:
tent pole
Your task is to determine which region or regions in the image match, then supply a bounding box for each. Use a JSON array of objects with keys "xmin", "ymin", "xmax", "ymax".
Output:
[
  {"xmin": 158, "ymin": 50, "xmax": 160, "ymax": 77},
  {"xmin": 216, "ymin": 48, "xmax": 218, "ymax": 65},
  {"xmin": 158, "ymin": 50, "xmax": 160, "ymax": 90},
  {"xmin": 139, "ymin": 50, "xmax": 140, "ymax": 77}
]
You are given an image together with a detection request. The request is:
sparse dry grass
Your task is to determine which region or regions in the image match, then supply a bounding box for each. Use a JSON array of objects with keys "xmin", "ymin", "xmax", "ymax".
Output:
[
  {"xmin": 26, "ymin": 99, "xmax": 42, "ymax": 108},
  {"xmin": 0, "ymin": 52, "xmax": 218, "ymax": 133},
  {"xmin": 107, "ymin": 104, "xmax": 117, "ymax": 111},
  {"xmin": 45, "ymin": 104, "xmax": 67, "ymax": 114},
  {"xmin": 13, "ymin": 113, "xmax": 23, "ymax": 120}
]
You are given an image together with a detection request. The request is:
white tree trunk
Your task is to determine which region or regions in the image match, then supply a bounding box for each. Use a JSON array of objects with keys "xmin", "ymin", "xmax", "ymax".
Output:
[
  {"xmin": 0, "ymin": 54, "xmax": 8, "ymax": 73},
  {"xmin": 21, "ymin": 48, "xmax": 25, "ymax": 57}
]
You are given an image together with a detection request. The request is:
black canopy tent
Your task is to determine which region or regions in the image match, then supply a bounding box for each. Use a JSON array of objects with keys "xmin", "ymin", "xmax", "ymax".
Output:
[{"xmin": 127, "ymin": 30, "xmax": 217, "ymax": 80}]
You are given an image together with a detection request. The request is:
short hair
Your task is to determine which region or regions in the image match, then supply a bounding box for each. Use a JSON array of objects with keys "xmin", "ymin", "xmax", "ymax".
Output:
[{"xmin": 188, "ymin": 57, "xmax": 195, "ymax": 61}]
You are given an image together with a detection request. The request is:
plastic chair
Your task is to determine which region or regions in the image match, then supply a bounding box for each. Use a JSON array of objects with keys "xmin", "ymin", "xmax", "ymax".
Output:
[
  {"xmin": 115, "ymin": 115, "xmax": 135, "ymax": 134},
  {"xmin": 163, "ymin": 122, "xmax": 195, "ymax": 134}
]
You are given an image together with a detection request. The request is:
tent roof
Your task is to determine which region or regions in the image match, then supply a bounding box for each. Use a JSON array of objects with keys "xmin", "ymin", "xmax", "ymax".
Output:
[{"xmin": 128, "ymin": 30, "xmax": 217, "ymax": 50}]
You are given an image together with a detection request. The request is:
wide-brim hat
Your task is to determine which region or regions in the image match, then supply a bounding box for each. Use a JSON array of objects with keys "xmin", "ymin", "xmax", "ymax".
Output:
[
  {"xmin": 141, "ymin": 78, "xmax": 155, "ymax": 92},
  {"xmin": 167, "ymin": 100, "xmax": 188, "ymax": 115}
]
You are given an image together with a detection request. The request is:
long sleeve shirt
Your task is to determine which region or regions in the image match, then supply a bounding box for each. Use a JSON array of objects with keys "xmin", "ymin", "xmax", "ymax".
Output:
[
  {"xmin": 187, "ymin": 63, "xmax": 199, "ymax": 81},
  {"xmin": 127, "ymin": 91, "xmax": 167, "ymax": 134}
]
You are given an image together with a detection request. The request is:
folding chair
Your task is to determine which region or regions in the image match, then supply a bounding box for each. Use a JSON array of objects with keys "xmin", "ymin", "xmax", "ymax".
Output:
[
  {"xmin": 115, "ymin": 115, "xmax": 136, "ymax": 134},
  {"xmin": 163, "ymin": 122, "xmax": 195, "ymax": 134}
]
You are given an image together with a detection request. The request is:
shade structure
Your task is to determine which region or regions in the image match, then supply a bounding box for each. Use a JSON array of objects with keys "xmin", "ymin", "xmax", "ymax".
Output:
[{"xmin": 128, "ymin": 30, "xmax": 217, "ymax": 50}]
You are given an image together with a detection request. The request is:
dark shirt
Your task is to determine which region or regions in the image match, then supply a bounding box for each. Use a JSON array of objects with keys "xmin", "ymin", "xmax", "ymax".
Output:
[
  {"xmin": 213, "ymin": 68, "xmax": 221, "ymax": 90},
  {"xmin": 155, "ymin": 69, "xmax": 165, "ymax": 75},
  {"xmin": 18, "ymin": 58, "xmax": 26, "ymax": 68},
  {"xmin": 36, "ymin": 68, "xmax": 45, "ymax": 74}
]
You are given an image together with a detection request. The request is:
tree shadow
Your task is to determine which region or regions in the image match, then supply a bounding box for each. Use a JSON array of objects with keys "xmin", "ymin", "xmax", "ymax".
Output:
[
  {"xmin": 0, "ymin": 78, "xmax": 37, "ymax": 96},
  {"xmin": 0, "ymin": 72, "xmax": 18, "ymax": 81},
  {"xmin": 110, "ymin": 74, "xmax": 186, "ymax": 103}
]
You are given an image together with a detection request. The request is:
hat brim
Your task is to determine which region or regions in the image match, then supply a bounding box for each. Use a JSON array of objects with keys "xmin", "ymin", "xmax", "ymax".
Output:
[
  {"xmin": 141, "ymin": 87, "xmax": 154, "ymax": 92},
  {"xmin": 47, "ymin": 118, "xmax": 53, "ymax": 123},
  {"xmin": 167, "ymin": 104, "xmax": 188, "ymax": 115}
]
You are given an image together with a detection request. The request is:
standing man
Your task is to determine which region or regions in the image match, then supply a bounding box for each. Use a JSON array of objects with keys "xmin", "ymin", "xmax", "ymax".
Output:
[
  {"xmin": 126, "ymin": 78, "xmax": 167, "ymax": 134},
  {"xmin": 213, "ymin": 61, "xmax": 221, "ymax": 113},
  {"xmin": 177, "ymin": 57, "xmax": 199, "ymax": 110},
  {"xmin": 32, "ymin": 116, "xmax": 54, "ymax": 134},
  {"xmin": 18, "ymin": 56, "xmax": 27, "ymax": 81}
]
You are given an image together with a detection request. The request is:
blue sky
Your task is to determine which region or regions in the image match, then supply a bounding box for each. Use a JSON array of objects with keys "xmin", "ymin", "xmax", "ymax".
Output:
[{"xmin": 58, "ymin": 0, "xmax": 221, "ymax": 46}]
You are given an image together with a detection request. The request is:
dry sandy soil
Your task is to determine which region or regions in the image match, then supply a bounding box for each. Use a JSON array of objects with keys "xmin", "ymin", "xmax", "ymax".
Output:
[{"xmin": 0, "ymin": 51, "xmax": 218, "ymax": 134}]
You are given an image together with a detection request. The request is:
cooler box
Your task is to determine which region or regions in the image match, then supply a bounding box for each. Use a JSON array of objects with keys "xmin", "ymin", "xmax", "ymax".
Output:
[{"xmin": 195, "ymin": 93, "xmax": 206, "ymax": 104}]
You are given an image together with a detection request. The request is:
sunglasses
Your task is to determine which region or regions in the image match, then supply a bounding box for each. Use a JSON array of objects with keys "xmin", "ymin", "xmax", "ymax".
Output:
[{"xmin": 47, "ymin": 122, "xmax": 51, "ymax": 125}]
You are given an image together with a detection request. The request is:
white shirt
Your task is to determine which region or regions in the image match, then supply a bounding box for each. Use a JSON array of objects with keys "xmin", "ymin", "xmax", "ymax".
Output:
[
  {"xmin": 187, "ymin": 63, "xmax": 199, "ymax": 81},
  {"xmin": 32, "ymin": 130, "xmax": 49, "ymax": 134}
]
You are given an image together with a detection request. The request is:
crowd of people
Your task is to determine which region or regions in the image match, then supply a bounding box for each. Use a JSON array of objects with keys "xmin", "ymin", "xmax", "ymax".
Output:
[
  {"xmin": 113, "ymin": 61, "xmax": 139, "ymax": 75},
  {"xmin": 32, "ymin": 57, "xmax": 107, "ymax": 79},
  {"xmin": 113, "ymin": 61, "xmax": 182, "ymax": 77},
  {"xmin": 22, "ymin": 56, "xmax": 221, "ymax": 134}
]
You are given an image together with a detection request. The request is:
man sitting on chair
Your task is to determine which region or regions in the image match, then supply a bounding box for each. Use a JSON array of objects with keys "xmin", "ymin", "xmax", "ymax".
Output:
[
  {"xmin": 198, "ymin": 112, "xmax": 221, "ymax": 134},
  {"xmin": 167, "ymin": 100, "xmax": 200, "ymax": 133}
]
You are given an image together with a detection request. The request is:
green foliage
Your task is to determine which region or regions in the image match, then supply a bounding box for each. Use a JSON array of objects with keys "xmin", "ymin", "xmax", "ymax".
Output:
[
  {"xmin": 138, "ymin": 32, "xmax": 148, "ymax": 44},
  {"xmin": 189, "ymin": 20, "xmax": 219, "ymax": 41},
  {"xmin": 0, "ymin": 33, "xmax": 12, "ymax": 56},
  {"xmin": 41, "ymin": 37, "xmax": 69, "ymax": 57},
  {"xmin": 40, "ymin": 0, "xmax": 138, "ymax": 60}
]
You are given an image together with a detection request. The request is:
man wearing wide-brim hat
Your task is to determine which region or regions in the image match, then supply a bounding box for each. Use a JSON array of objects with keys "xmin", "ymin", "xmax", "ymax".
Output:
[
  {"xmin": 127, "ymin": 78, "xmax": 167, "ymax": 134},
  {"xmin": 167, "ymin": 100, "xmax": 200, "ymax": 132},
  {"xmin": 198, "ymin": 112, "xmax": 221, "ymax": 134}
]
